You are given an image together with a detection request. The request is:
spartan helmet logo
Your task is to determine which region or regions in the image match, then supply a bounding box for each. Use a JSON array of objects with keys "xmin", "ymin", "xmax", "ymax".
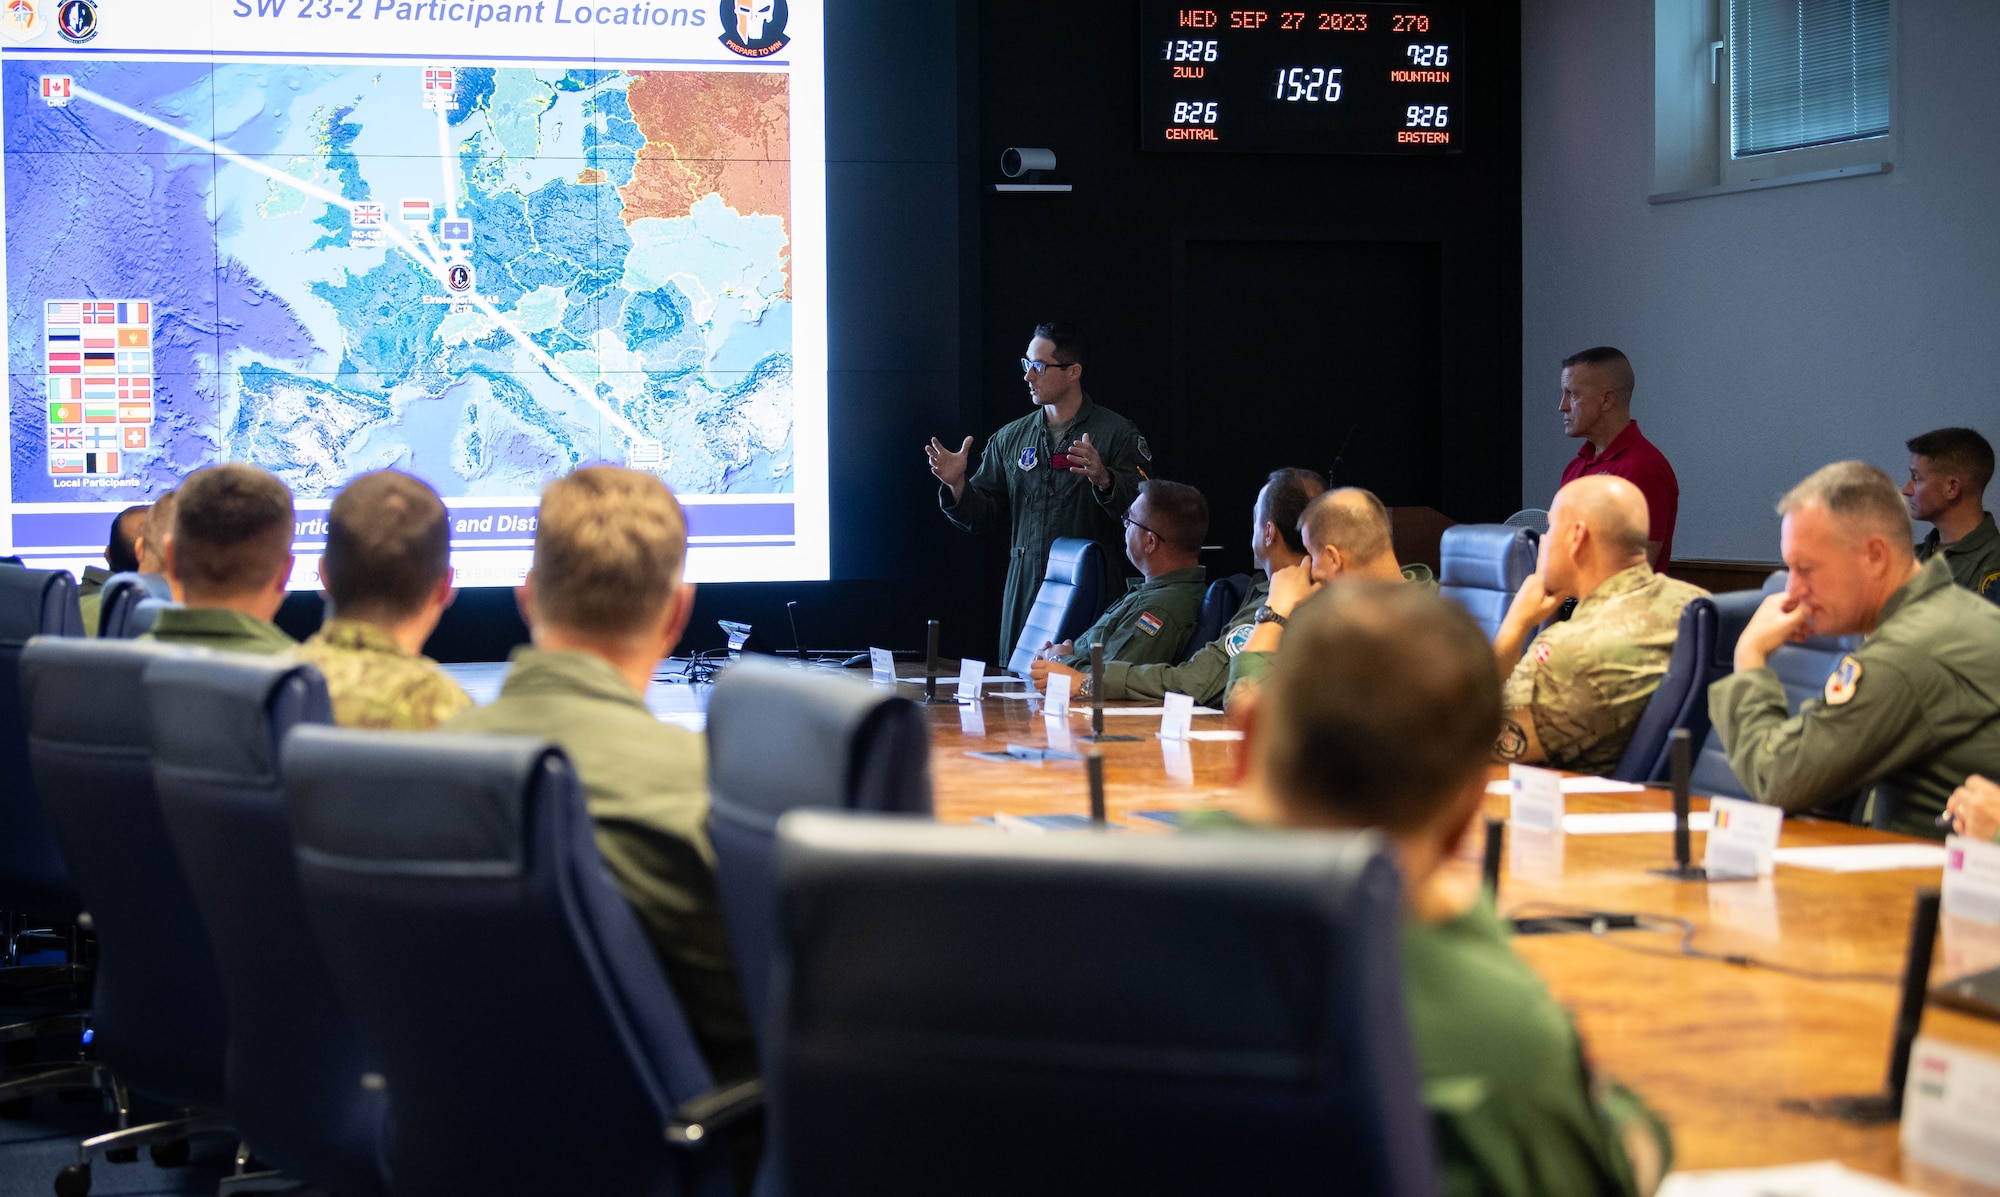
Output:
[{"xmin": 733, "ymin": 0, "xmax": 772, "ymax": 42}]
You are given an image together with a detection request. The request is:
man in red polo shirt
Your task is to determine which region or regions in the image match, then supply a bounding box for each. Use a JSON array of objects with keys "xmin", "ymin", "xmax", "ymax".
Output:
[{"xmin": 1557, "ymin": 346, "xmax": 1679, "ymax": 572}]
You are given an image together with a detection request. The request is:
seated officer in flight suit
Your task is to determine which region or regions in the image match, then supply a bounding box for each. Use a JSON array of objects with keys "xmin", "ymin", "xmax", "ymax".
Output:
[
  {"xmin": 445, "ymin": 466, "xmax": 755, "ymax": 1087},
  {"xmin": 143, "ymin": 463, "xmax": 299, "ymax": 655},
  {"xmin": 1712, "ymin": 460, "xmax": 2000, "ymax": 838},
  {"xmin": 1222, "ymin": 486, "xmax": 1436, "ymax": 704},
  {"xmin": 1904, "ymin": 426, "xmax": 2000, "ymax": 599},
  {"xmin": 1036, "ymin": 467, "xmax": 1325, "ymax": 705},
  {"xmin": 1212, "ymin": 581, "xmax": 1671, "ymax": 1197},
  {"xmin": 77, "ymin": 504, "xmax": 146, "ymax": 637},
  {"xmin": 1491, "ymin": 475, "xmax": 1706, "ymax": 776},
  {"xmin": 1028, "ymin": 480, "xmax": 1211, "ymax": 691},
  {"xmin": 294, "ymin": 470, "xmax": 472, "ymax": 731}
]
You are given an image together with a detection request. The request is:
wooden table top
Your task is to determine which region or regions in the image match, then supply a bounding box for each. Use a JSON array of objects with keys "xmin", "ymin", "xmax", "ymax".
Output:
[{"xmin": 922, "ymin": 689, "xmax": 2000, "ymax": 1193}]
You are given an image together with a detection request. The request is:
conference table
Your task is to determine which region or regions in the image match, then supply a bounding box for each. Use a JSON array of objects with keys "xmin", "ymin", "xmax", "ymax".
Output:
[{"xmin": 910, "ymin": 680, "xmax": 2000, "ymax": 1194}]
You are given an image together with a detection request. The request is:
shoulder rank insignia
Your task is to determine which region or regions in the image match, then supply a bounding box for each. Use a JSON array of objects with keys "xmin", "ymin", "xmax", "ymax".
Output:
[
  {"xmin": 1136, "ymin": 611, "xmax": 1164, "ymax": 637},
  {"xmin": 1824, "ymin": 655, "xmax": 1862, "ymax": 706},
  {"xmin": 1224, "ymin": 623, "xmax": 1255, "ymax": 656},
  {"xmin": 1017, "ymin": 445, "xmax": 1036, "ymax": 470}
]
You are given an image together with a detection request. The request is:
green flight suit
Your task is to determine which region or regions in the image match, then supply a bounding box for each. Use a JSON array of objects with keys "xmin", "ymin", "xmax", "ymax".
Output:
[
  {"xmin": 1059, "ymin": 566, "xmax": 1207, "ymax": 671},
  {"xmin": 1917, "ymin": 512, "xmax": 2000, "ymax": 600},
  {"xmin": 1224, "ymin": 564, "xmax": 1437, "ymax": 700},
  {"xmin": 940, "ymin": 393, "xmax": 1149, "ymax": 662},
  {"xmin": 1100, "ymin": 573, "xmax": 1269, "ymax": 705},
  {"xmin": 1709, "ymin": 555, "xmax": 2000, "ymax": 838},
  {"xmin": 1500, "ymin": 565, "xmax": 1707, "ymax": 777},
  {"xmin": 444, "ymin": 648, "xmax": 757, "ymax": 1085},
  {"xmin": 1183, "ymin": 811, "xmax": 1669, "ymax": 1196},
  {"xmin": 77, "ymin": 565, "xmax": 110, "ymax": 638},
  {"xmin": 142, "ymin": 606, "xmax": 298, "ymax": 654}
]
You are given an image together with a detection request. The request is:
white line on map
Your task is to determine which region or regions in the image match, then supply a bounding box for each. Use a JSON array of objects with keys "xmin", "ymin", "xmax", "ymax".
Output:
[
  {"xmin": 66, "ymin": 83, "xmax": 642, "ymax": 442},
  {"xmin": 433, "ymin": 100, "xmax": 460, "ymax": 224}
]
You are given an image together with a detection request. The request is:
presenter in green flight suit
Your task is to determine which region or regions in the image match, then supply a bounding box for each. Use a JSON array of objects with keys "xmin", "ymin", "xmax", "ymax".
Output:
[{"xmin": 928, "ymin": 322, "xmax": 1150, "ymax": 663}]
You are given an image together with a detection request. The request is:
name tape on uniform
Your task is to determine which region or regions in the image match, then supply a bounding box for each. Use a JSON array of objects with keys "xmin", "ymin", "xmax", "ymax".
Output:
[
  {"xmin": 1158, "ymin": 691, "xmax": 1195, "ymax": 741},
  {"xmin": 1944, "ymin": 835, "xmax": 2000, "ymax": 926},
  {"xmin": 1507, "ymin": 764, "xmax": 1564, "ymax": 833},
  {"xmin": 1703, "ymin": 797, "xmax": 1783, "ymax": 879}
]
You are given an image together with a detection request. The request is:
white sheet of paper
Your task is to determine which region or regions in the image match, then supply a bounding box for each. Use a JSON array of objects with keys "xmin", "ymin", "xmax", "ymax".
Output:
[
  {"xmin": 956, "ymin": 658, "xmax": 986, "ymax": 702},
  {"xmin": 1093, "ymin": 705, "xmax": 1225, "ymax": 717},
  {"xmin": 1507, "ymin": 764, "xmax": 1564, "ymax": 833},
  {"xmin": 1044, "ymin": 670, "xmax": 1071, "ymax": 716},
  {"xmin": 1943, "ymin": 835, "xmax": 2000, "ymax": 925},
  {"xmin": 1171, "ymin": 729, "xmax": 1244, "ymax": 742},
  {"xmin": 1902, "ymin": 1035, "xmax": 2000, "ymax": 1187},
  {"xmin": 1770, "ymin": 844, "xmax": 1950, "ymax": 873},
  {"xmin": 1657, "ymin": 1160, "xmax": 1922, "ymax": 1197},
  {"xmin": 868, "ymin": 647, "xmax": 896, "ymax": 684},
  {"xmin": 1560, "ymin": 811, "xmax": 1716, "ymax": 836},
  {"xmin": 957, "ymin": 701, "xmax": 986, "ymax": 738},
  {"xmin": 1485, "ymin": 777, "xmax": 1649, "ymax": 796},
  {"xmin": 1043, "ymin": 711, "xmax": 1073, "ymax": 752},
  {"xmin": 987, "ymin": 689, "xmax": 1038, "ymax": 699},
  {"xmin": 1703, "ymin": 796, "xmax": 1783, "ymax": 878},
  {"xmin": 1158, "ymin": 692, "xmax": 1194, "ymax": 740}
]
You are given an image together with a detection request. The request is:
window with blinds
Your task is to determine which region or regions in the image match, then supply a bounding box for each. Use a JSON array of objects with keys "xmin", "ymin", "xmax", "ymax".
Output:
[{"xmin": 1729, "ymin": 0, "xmax": 1890, "ymax": 158}]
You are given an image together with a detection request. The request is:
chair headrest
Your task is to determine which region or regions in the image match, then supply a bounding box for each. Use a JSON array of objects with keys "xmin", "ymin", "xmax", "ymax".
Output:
[
  {"xmin": 144, "ymin": 654, "xmax": 331, "ymax": 783},
  {"xmin": 1439, "ymin": 525, "xmax": 1537, "ymax": 591},
  {"xmin": 20, "ymin": 637, "xmax": 189, "ymax": 747},
  {"xmin": 709, "ymin": 656, "xmax": 931, "ymax": 816},
  {"xmin": 284, "ymin": 727, "xmax": 567, "ymax": 872},
  {"xmin": 0, "ymin": 565, "xmax": 81, "ymax": 643},
  {"xmin": 1043, "ymin": 537, "xmax": 1100, "ymax": 587}
]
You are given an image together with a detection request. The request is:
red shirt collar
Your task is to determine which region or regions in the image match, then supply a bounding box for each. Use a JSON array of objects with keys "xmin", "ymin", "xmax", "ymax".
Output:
[{"xmin": 1574, "ymin": 419, "xmax": 1644, "ymax": 463}]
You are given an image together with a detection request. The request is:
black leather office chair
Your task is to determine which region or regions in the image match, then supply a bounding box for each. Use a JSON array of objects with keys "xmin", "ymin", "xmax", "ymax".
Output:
[
  {"xmin": 147, "ymin": 655, "xmax": 386, "ymax": 1196},
  {"xmin": 1612, "ymin": 590, "xmax": 1764, "ymax": 783},
  {"xmin": 1006, "ymin": 538, "xmax": 1106, "ymax": 675},
  {"xmin": 1437, "ymin": 525, "xmax": 1538, "ymax": 646},
  {"xmin": 20, "ymin": 638, "xmax": 234, "ymax": 1195},
  {"xmin": 0, "ymin": 567, "xmax": 86, "ymax": 926},
  {"xmin": 95, "ymin": 572, "xmax": 171, "ymax": 639},
  {"xmin": 771, "ymin": 812, "xmax": 1437, "ymax": 1197},
  {"xmin": 1182, "ymin": 572, "xmax": 1251, "ymax": 662},
  {"xmin": 285, "ymin": 728, "xmax": 757, "ymax": 1197}
]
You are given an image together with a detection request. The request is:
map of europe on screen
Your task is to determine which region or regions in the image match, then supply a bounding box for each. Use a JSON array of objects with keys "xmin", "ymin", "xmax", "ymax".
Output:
[{"xmin": 5, "ymin": 60, "xmax": 794, "ymax": 507}]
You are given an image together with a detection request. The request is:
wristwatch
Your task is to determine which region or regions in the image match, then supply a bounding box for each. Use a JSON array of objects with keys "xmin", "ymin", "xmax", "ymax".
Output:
[{"xmin": 1253, "ymin": 605, "xmax": 1288, "ymax": 629}]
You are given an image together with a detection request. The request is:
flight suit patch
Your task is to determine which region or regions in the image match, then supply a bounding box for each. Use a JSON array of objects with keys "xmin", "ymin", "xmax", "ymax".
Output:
[
  {"xmin": 1532, "ymin": 641, "xmax": 1552, "ymax": 665},
  {"xmin": 1137, "ymin": 611, "xmax": 1164, "ymax": 637},
  {"xmin": 1224, "ymin": 624, "xmax": 1255, "ymax": 656},
  {"xmin": 1824, "ymin": 655, "xmax": 1862, "ymax": 706},
  {"xmin": 1982, "ymin": 570, "xmax": 1999, "ymax": 597},
  {"xmin": 1137, "ymin": 436, "xmax": 1153, "ymax": 461},
  {"xmin": 1017, "ymin": 446, "xmax": 1036, "ymax": 470}
]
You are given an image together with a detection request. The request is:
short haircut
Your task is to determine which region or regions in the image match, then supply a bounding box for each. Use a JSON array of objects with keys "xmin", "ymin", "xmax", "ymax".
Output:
[
  {"xmin": 1561, "ymin": 346, "xmax": 1635, "ymax": 396},
  {"xmin": 1261, "ymin": 468, "xmax": 1328, "ymax": 555},
  {"xmin": 1777, "ymin": 460, "xmax": 1915, "ymax": 548},
  {"xmin": 1260, "ymin": 582, "xmax": 1500, "ymax": 833},
  {"xmin": 1136, "ymin": 479, "xmax": 1208, "ymax": 553},
  {"xmin": 323, "ymin": 470, "xmax": 452, "ymax": 624},
  {"xmin": 1031, "ymin": 320, "xmax": 1087, "ymax": 367},
  {"xmin": 1907, "ymin": 427, "xmax": 1995, "ymax": 495},
  {"xmin": 1300, "ymin": 487, "xmax": 1393, "ymax": 563},
  {"xmin": 106, "ymin": 505, "xmax": 147, "ymax": 573},
  {"xmin": 533, "ymin": 466, "xmax": 687, "ymax": 639},
  {"xmin": 172, "ymin": 465, "xmax": 295, "ymax": 599},
  {"xmin": 141, "ymin": 490, "xmax": 177, "ymax": 565}
]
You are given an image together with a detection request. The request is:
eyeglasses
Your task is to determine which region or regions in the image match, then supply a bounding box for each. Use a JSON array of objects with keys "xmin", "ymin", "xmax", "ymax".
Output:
[
  {"xmin": 1020, "ymin": 358, "xmax": 1075, "ymax": 374},
  {"xmin": 1122, "ymin": 512, "xmax": 1159, "ymax": 538}
]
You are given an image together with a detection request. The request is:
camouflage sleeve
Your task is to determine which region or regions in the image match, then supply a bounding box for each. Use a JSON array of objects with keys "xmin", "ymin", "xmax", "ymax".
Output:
[
  {"xmin": 1708, "ymin": 659, "xmax": 1929, "ymax": 814},
  {"xmin": 1514, "ymin": 645, "xmax": 1629, "ymax": 773}
]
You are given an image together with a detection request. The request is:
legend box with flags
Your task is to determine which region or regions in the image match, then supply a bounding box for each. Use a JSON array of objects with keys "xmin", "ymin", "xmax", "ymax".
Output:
[{"xmin": 46, "ymin": 298, "xmax": 152, "ymax": 477}]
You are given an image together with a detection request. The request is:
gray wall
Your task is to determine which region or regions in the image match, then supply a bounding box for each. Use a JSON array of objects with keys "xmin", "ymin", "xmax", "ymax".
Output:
[{"xmin": 1521, "ymin": 1, "xmax": 2000, "ymax": 562}]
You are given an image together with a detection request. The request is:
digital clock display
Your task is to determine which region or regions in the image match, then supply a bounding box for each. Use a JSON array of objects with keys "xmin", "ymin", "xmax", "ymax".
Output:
[{"xmin": 1140, "ymin": 4, "xmax": 1465, "ymax": 154}]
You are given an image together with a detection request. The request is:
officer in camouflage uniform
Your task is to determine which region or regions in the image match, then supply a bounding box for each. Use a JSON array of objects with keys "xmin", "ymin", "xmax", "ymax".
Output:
[
  {"xmin": 294, "ymin": 470, "xmax": 472, "ymax": 730},
  {"xmin": 1903, "ymin": 428, "xmax": 2000, "ymax": 600},
  {"xmin": 1036, "ymin": 480, "xmax": 1209, "ymax": 681},
  {"xmin": 1084, "ymin": 468, "xmax": 1326, "ymax": 706},
  {"xmin": 1713, "ymin": 461, "xmax": 2000, "ymax": 838},
  {"xmin": 928, "ymin": 322, "xmax": 1149, "ymax": 663},
  {"xmin": 1492, "ymin": 476, "xmax": 1705, "ymax": 775}
]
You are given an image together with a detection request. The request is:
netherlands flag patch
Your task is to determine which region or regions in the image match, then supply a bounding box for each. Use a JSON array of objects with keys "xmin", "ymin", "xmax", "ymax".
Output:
[{"xmin": 1137, "ymin": 611, "xmax": 1164, "ymax": 637}]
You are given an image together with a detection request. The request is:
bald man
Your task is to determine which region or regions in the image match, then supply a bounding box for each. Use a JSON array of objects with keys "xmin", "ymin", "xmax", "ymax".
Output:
[
  {"xmin": 1713, "ymin": 461, "xmax": 2000, "ymax": 837},
  {"xmin": 1222, "ymin": 487, "xmax": 1437, "ymax": 704},
  {"xmin": 1493, "ymin": 475, "xmax": 1706, "ymax": 774},
  {"xmin": 1558, "ymin": 347, "xmax": 1679, "ymax": 572}
]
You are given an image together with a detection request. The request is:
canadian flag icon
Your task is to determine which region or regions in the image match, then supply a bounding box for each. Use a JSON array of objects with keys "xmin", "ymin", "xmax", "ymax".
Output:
[{"xmin": 41, "ymin": 75, "xmax": 71, "ymax": 107}]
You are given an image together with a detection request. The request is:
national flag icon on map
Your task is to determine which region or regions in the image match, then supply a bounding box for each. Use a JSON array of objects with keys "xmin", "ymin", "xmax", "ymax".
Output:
[
  {"xmin": 628, "ymin": 439, "xmax": 664, "ymax": 468},
  {"xmin": 423, "ymin": 66, "xmax": 455, "ymax": 108},
  {"xmin": 118, "ymin": 402, "xmax": 151, "ymax": 423},
  {"xmin": 83, "ymin": 401, "xmax": 115, "ymax": 423},
  {"xmin": 440, "ymin": 219, "xmax": 472, "ymax": 244},
  {"xmin": 48, "ymin": 400, "xmax": 79, "ymax": 424},
  {"xmin": 401, "ymin": 198, "xmax": 433, "ymax": 225},
  {"xmin": 350, "ymin": 202, "xmax": 386, "ymax": 247},
  {"xmin": 122, "ymin": 426, "xmax": 148, "ymax": 450},
  {"xmin": 49, "ymin": 451, "xmax": 118, "ymax": 476},
  {"xmin": 84, "ymin": 425, "xmax": 121, "ymax": 452},
  {"xmin": 47, "ymin": 378, "xmax": 80, "ymax": 403},
  {"xmin": 40, "ymin": 75, "xmax": 71, "ymax": 107},
  {"xmin": 48, "ymin": 427, "xmax": 82, "ymax": 451}
]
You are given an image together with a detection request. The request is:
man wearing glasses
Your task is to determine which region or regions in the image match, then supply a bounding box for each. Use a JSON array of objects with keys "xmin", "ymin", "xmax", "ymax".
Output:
[{"xmin": 927, "ymin": 321, "xmax": 1151, "ymax": 661}]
